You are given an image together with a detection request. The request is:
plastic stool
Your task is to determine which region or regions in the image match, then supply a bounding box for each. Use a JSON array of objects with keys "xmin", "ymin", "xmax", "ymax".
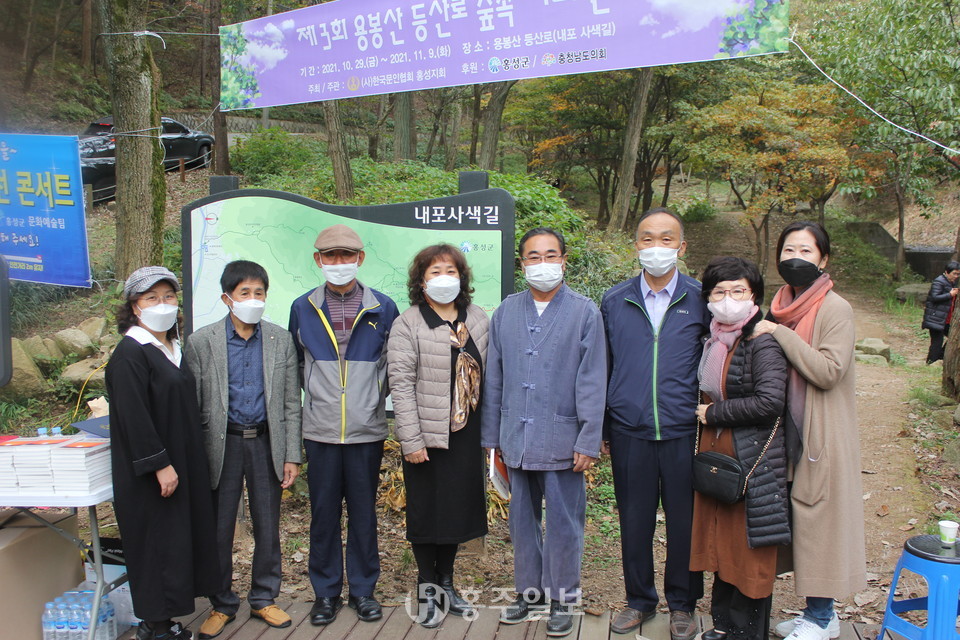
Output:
[{"xmin": 879, "ymin": 534, "xmax": 960, "ymax": 639}]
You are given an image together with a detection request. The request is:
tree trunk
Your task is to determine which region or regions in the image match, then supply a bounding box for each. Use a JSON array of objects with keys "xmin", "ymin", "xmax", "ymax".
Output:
[
  {"xmin": 595, "ymin": 171, "xmax": 611, "ymax": 227},
  {"xmin": 323, "ymin": 99, "xmax": 355, "ymax": 200},
  {"xmin": 661, "ymin": 157, "xmax": 674, "ymax": 208},
  {"xmin": 51, "ymin": 0, "xmax": 65, "ymax": 67},
  {"xmin": 944, "ymin": 308, "xmax": 960, "ymax": 399},
  {"xmin": 444, "ymin": 99, "xmax": 461, "ymax": 171},
  {"xmin": 22, "ymin": 0, "xmax": 35, "ymax": 65},
  {"xmin": 608, "ymin": 68, "xmax": 654, "ymax": 235},
  {"xmin": 894, "ymin": 182, "xmax": 905, "ymax": 281},
  {"xmin": 209, "ymin": 0, "xmax": 229, "ymax": 175},
  {"xmin": 953, "ymin": 225, "xmax": 960, "ymax": 261},
  {"xmin": 425, "ymin": 114, "xmax": 441, "ymax": 162},
  {"xmin": 81, "ymin": 0, "xmax": 93, "ymax": 68},
  {"xmin": 477, "ymin": 80, "xmax": 516, "ymax": 171},
  {"xmin": 393, "ymin": 92, "xmax": 415, "ymax": 160},
  {"xmin": 97, "ymin": 0, "xmax": 166, "ymax": 279},
  {"xmin": 469, "ymin": 85, "xmax": 482, "ymax": 165}
]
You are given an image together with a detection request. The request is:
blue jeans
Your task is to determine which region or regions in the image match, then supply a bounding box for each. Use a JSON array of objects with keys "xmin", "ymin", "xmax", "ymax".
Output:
[{"xmin": 803, "ymin": 597, "xmax": 835, "ymax": 629}]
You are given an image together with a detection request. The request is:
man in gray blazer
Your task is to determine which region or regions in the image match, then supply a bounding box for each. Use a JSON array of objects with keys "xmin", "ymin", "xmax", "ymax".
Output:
[{"xmin": 184, "ymin": 260, "xmax": 302, "ymax": 639}]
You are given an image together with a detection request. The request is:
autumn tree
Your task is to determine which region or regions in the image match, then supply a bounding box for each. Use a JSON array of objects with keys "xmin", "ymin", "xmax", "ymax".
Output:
[
  {"xmin": 97, "ymin": 0, "xmax": 166, "ymax": 278},
  {"xmin": 529, "ymin": 71, "xmax": 635, "ymax": 226},
  {"xmin": 682, "ymin": 83, "xmax": 851, "ymax": 273}
]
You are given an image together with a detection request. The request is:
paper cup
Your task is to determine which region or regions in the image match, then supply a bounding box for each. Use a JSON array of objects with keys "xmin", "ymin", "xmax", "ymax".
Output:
[{"xmin": 939, "ymin": 520, "xmax": 959, "ymax": 545}]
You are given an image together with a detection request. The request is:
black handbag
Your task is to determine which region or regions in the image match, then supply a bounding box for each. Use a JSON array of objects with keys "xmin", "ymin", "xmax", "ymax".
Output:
[{"xmin": 692, "ymin": 414, "xmax": 779, "ymax": 504}]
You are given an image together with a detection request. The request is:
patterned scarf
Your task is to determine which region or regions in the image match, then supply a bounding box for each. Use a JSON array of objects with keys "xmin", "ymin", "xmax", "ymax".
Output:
[
  {"xmin": 450, "ymin": 321, "xmax": 481, "ymax": 432},
  {"xmin": 769, "ymin": 273, "xmax": 834, "ymax": 463},
  {"xmin": 698, "ymin": 305, "xmax": 759, "ymax": 403}
]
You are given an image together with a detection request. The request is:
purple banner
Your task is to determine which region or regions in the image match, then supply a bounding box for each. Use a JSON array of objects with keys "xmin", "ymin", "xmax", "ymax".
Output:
[{"xmin": 220, "ymin": 0, "xmax": 789, "ymax": 110}]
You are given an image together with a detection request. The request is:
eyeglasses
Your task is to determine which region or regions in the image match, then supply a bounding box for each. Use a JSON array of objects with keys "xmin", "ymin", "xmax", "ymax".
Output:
[
  {"xmin": 708, "ymin": 287, "xmax": 752, "ymax": 302},
  {"xmin": 140, "ymin": 292, "xmax": 179, "ymax": 305},
  {"xmin": 520, "ymin": 254, "xmax": 564, "ymax": 264}
]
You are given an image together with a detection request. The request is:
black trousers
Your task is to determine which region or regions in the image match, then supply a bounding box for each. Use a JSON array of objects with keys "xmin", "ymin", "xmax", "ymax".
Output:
[
  {"xmin": 710, "ymin": 576, "xmax": 772, "ymax": 640},
  {"xmin": 610, "ymin": 430, "xmax": 703, "ymax": 612},
  {"xmin": 304, "ymin": 439, "xmax": 384, "ymax": 598},
  {"xmin": 411, "ymin": 543, "xmax": 458, "ymax": 583},
  {"xmin": 928, "ymin": 328, "xmax": 946, "ymax": 364}
]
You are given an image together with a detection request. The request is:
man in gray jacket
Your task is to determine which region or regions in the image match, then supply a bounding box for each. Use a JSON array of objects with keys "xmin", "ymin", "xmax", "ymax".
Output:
[
  {"xmin": 481, "ymin": 227, "xmax": 607, "ymax": 638},
  {"xmin": 288, "ymin": 224, "xmax": 399, "ymax": 627},
  {"xmin": 184, "ymin": 260, "xmax": 302, "ymax": 639}
]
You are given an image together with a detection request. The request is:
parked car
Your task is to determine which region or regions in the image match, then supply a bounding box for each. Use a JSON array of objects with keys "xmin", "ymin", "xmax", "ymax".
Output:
[{"xmin": 80, "ymin": 116, "xmax": 215, "ymax": 202}]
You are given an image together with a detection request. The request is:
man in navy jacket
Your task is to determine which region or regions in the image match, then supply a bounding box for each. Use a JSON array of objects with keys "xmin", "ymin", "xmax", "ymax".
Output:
[{"xmin": 601, "ymin": 208, "xmax": 710, "ymax": 640}]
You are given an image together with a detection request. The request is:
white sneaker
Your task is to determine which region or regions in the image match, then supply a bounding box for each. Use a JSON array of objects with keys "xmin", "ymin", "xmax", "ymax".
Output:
[
  {"xmin": 782, "ymin": 617, "xmax": 834, "ymax": 640},
  {"xmin": 774, "ymin": 612, "xmax": 840, "ymax": 639}
]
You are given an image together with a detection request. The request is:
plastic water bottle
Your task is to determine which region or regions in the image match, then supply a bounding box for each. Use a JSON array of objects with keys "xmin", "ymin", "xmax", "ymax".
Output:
[
  {"xmin": 38, "ymin": 427, "xmax": 49, "ymax": 437},
  {"xmin": 51, "ymin": 426, "xmax": 62, "ymax": 436},
  {"xmin": 54, "ymin": 602, "xmax": 69, "ymax": 640},
  {"xmin": 102, "ymin": 596, "xmax": 116, "ymax": 640},
  {"xmin": 42, "ymin": 602, "xmax": 57, "ymax": 640},
  {"xmin": 67, "ymin": 604, "xmax": 81, "ymax": 640},
  {"xmin": 79, "ymin": 603, "xmax": 92, "ymax": 640}
]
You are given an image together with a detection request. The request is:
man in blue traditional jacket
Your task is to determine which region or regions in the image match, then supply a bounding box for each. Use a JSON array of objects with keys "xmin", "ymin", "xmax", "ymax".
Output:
[{"xmin": 481, "ymin": 227, "xmax": 607, "ymax": 638}]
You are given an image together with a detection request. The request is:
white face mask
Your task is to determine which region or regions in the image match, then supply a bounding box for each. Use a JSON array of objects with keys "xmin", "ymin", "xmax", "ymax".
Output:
[
  {"xmin": 524, "ymin": 262, "xmax": 564, "ymax": 293},
  {"xmin": 707, "ymin": 297, "xmax": 756, "ymax": 325},
  {"xmin": 321, "ymin": 261, "xmax": 358, "ymax": 286},
  {"xmin": 638, "ymin": 246, "xmax": 679, "ymax": 277},
  {"xmin": 137, "ymin": 303, "xmax": 179, "ymax": 333},
  {"xmin": 424, "ymin": 275, "xmax": 461, "ymax": 304},
  {"xmin": 228, "ymin": 296, "xmax": 265, "ymax": 324}
]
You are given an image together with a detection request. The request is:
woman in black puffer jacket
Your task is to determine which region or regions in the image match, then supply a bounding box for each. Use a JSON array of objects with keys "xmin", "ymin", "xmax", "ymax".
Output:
[
  {"xmin": 922, "ymin": 261, "xmax": 960, "ymax": 365},
  {"xmin": 691, "ymin": 257, "xmax": 789, "ymax": 640}
]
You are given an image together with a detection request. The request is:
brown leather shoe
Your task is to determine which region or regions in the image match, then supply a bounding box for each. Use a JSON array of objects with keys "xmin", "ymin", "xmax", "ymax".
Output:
[
  {"xmin": 198, "ymin": 611, "xmax": 235, "ymax": 639},
  {"xmin": 669, "ymin": 610, "xmax": 698, "ymax": 640},
  {"xmin": 611, "ymin": 607, "xmax": 656, "ymax": 634},
  {"xmin": 251, "ymin": 605, "xmax": 292, "ymax": 629}
]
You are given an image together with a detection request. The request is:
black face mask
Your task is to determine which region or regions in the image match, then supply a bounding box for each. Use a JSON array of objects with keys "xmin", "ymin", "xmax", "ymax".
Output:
[{"xmin": 778, "ymin": 258, "xmax": 823, "ymax": 288}]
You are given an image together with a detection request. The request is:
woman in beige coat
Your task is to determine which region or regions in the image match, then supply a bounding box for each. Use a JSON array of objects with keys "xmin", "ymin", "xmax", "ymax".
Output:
[
  {"xmin": 387, "ymin": 243, "xmax": 489, "ymax": 628},
  {"xmin": 754, "ymin": 222, "xmax": 866, "ymax": 640}
]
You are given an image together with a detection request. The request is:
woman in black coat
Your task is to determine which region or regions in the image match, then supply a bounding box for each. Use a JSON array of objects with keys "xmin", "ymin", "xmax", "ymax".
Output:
[
  {"xmin": 106, "ymin": 266, "xmax": 220, "ymax": 640},
  {"xmin": 691, "ymin": 257, "xmax": 789, "ymax": 640},
  {"xmin": 922, "ymin": 261, "xmax": 960, "ymax": 364}
]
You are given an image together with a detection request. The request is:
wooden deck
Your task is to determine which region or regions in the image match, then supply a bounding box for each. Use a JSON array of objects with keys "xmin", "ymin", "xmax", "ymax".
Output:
[{"xmin": 119, "ymin": 602, "xmax": 889, "ymax": 640}]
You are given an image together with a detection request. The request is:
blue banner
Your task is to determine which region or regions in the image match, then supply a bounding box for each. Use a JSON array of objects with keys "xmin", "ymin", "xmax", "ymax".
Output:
[{"xmin": 0, "ymin": 134, "xmax": 91, "ymax": 287}]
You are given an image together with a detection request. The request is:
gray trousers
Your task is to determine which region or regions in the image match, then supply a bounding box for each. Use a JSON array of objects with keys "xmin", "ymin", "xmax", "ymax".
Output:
[
  {"xmin": 508, "ymin": 468, "xmax": 586, "ymax": 604},
  {"xmin": 210, "ymin": 432, "xmax": 282, "ymax": 614}
]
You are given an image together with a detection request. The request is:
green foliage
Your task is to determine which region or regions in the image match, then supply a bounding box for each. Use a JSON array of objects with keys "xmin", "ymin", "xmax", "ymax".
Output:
[
  {"xmin": 677, "ymin": 195, "xmax": 717, "ymax": 222},
  {"xmin": 9, "ymin": 282, "xmax": 74, "ymax": 333},
  {"xmin": 809, "ymin": 0, "xmax": 960, "ymax": 217},
  {"xmin": 909, "ymin": 385, "xmax": 942, "ymax": 407},
  {"xmin": 162, "ymin": 226, "xmax": 183, "ymax": 276},
  {"xmin": 231, "ymin": 128, "xmax": 320, "ymax": 182},
  {"xmin": 220, "ymin": 25, "xmax": 261, "ymax": 110},
  {"xmin": 825, "ymin": 221, "xmax": 921, "ymax": 296}
]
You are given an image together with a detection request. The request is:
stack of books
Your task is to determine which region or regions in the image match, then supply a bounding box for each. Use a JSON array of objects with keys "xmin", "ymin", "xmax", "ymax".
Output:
[
  {"xmin": 2, "ymin": 437, "xmax": 78, "ymax": 495},
  {"xmin": 51, "ymin": 439, "xmax": 111, "ymax": 495}
]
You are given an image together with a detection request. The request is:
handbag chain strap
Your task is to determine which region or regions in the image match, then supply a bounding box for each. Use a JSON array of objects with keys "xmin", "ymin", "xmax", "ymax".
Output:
[{"xmin": 696, "ymin": 388, "xmax": 781, "ymax": 485}]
